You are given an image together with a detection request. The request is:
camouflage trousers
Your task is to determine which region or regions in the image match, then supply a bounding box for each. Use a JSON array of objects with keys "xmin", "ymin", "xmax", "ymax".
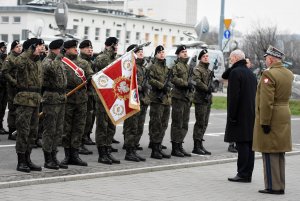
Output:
[
  {"xmin": 0, "ymin": 86, "xmax": 7, "ymax": 128},
  {"xmin": 83, "ymin": 95, "xmax": 95, "ymax": 138},
  {"xmin": 171, "ymin": 98, "xmax": 191, "ymax": 143},
  {"xmin": 6, "ymin": 86, "xmax": 17, "ymax": 131},
  {"xmin": 149, "ymin": 102, "xmax": 170, "ymax": 144},
  {"xmin": 193, "ymin": 102, "xmax": 211, "ymax": 141},
  {"xmin": 95, "ymin": 110, "xmax": 116, "ymax": 147},
  {"xmin": 123, "ymin": 104, "xmax": 149, "ymax": 147},
  {"xmin": 15, "ymin": 105, "xmax": 39, "ymax": 153},
  {"xmin": 63, "ymin": 102, "xmax": 87, "ymax": 149},
  {"xmin": 42, "ymin": 103, "xmax": 65, "ymax": 152}
]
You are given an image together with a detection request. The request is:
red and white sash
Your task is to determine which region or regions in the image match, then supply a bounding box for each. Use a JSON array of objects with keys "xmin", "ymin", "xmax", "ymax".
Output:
[{"xmin": 62, "ymin": 57, "xmax": 87, "ymax": 82}]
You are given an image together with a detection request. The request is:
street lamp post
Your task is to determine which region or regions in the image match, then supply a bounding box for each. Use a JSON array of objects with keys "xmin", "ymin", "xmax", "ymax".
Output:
[{"xmin": 218, "ymin": 0, "xmax": 225, "ymax": 51}]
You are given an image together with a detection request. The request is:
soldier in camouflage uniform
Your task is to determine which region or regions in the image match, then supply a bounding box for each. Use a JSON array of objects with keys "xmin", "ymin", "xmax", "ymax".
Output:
[
  {"xmin": 94, "ymin": 37, "xmax": 120, "ymax": 165},
  {"xmin": 14, "ymin": 38, "xmax": 44, "ymax": 172},
  {"xmin": 0, "ymin": 42, "xmax": 9, "ymax": 136},
  {"xmin": 78, "ymin": 40, "xmax": 95, "ymax": 156},
  {"xmin": 170, "ymin": 45, "xmax": 193, "ymax": 157},
  {"xmin": 148, "ymin": 45, "xmax": 171, "ymax": 159},
  {"xmin": 41, "ymin": 39, "xmax": 68, "ymax": 170},
  {"xmin": 192, "ymin": 49, "xmax": 212, "ymax": 155},
  {"xmin": 59, "ymin": 40, "xmax": 93, "ymax": 167},
  {"xmin": 2, "ymin": 40, "xmax": 22, "ymax": 140},
  {"xmin": 122, "ymin": 44, "xmax": 147, "ymax": 162}
]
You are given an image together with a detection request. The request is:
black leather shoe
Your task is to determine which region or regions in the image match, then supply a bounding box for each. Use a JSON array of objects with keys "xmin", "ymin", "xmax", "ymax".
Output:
[
  {"xmin": 258, "ymin": 189, "xmax": 284, "ymax": 195},
  {"xmin": 228, "ymin": 175, "xmax": 251, "ymax": 183}
]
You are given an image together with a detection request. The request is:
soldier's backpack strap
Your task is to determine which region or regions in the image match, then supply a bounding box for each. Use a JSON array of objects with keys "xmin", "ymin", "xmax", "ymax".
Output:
[{"xmin": 62, "ymin": 57, "xmax": 87, "ymax": 82}]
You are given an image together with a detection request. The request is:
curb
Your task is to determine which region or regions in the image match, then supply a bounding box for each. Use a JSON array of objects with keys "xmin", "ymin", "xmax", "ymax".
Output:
[{"xmin": 1, "ymin": 150, "xmax": 299, "ymax": 189}]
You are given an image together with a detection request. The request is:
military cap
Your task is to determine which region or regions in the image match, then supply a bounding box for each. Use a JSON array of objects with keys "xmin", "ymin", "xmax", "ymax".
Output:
[
  {"xmin": 30, "ymin": 38, "xmax": 44, "ymax": 46},
  {"xmin": 198, "ymin": 49, "xmax": 208, "ymax": 60},
  {"xmin": 0, "ymin": 41, "xmax": 7, "ymax": 48},
  {"xmin": 264, "ymin": 45, "xmax": 285, "ymax": 59},
  {"xmin": 79, "ymin": 40, "xmax": 93, "ymax": 49},
  {"xmin": 126, "ymin": 44, "xmax": 142, "ymax": 53},
  {"xmin": 22, "ymin": 39, "xmax": 31, "ymax": 50},
  {"xmin": 49, "ymin": 39, "xmax": 64, "ymax": 50},
  {"xmin": 64, "ymin": 39, "xmax": 78, "ymax": 49},
  {"xmin": 175, "ymin": 45, "xmax": 187, "ymax": 55},
  {"xmin": 155, "ymin": 45, "xmax": 164, "ymax": 55},
  {"xmin": 105, "ymin": 37, "xmax": 118, "ymax": 46},
  {"xmin": 10, "ymin": 40, "xmax": 20, "ymax": 50}
]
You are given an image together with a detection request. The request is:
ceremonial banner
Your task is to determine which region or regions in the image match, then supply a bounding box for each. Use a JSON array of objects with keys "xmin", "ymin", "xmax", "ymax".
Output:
[{"xmin": 92, "ymin": 51, "xmax": 140, "ymax": 125}]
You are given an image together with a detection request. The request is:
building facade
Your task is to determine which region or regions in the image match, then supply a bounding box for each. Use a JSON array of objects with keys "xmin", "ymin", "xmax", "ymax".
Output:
[{"xmin": 0, "ymin": 4, "xmax": 195, "ymax": 54}]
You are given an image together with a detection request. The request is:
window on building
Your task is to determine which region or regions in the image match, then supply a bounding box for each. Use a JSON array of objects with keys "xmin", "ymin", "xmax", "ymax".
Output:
[
  {"xmin": 73, "ymin": 25, "xmax": 78, "ymax": 36},
  {"xmin": 1, "ymin": 34, "xmax": 8, "ymax": 42},
  {"xmin": 116, "ymin": 30, "xmax": 121, "ymax": 40},
  {"xmin": 163, "ymin": 35, "xmax": 167, "ymax": 47},
  {"xmin": 22, "ymin": 29, "xmax": 29, "ymax": 40},
  {"xmin": 12, "ymin": 34, "xmax": 20, "ymax": 41},
  {"xmin": 13, "ymin": 16, "xmax": 21, "ymax": 23},
  {"xmin": 154, "ymin": 34, "xmax": 159, "ymax": 47},
  {"xmin": 1, "ymin": 16, "xmax": 9, "ymax": 23},
  {"xmin": 106, "ymin": 29, "xmax": 110, "ymax": 38},
  {"xmin": 125, "ymin": 31, "xmax": 131, "ymax": 44},
  {"xmin": 135, "ymin": 32, "xmax": 140, "ymax": 42},
  {"xmin": 180, "ymin": 37, "xmax": 184, "ymax": 42},
  {"xmin": 84, "ymin": 26, "xmax": 89, "ymax": 39},
  {"xmin": 95, "ymin": 28, "xmax": 100, "ymax": 41},
  {"xmin": 145, "ymin": 33, "xmax": 150, "ymax": 42},
  {"xmin": 172, "ymin": 36, "xmax": 176, "ymax": 45}
]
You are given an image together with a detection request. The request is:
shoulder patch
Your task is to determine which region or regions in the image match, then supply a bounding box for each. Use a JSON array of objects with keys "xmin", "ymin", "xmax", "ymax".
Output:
[{"xmin": 263, "ymin": 78, "xmax": 269, "ymax": 83}]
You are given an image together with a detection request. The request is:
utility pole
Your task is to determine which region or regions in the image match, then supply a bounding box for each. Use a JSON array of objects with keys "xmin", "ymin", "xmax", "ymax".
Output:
[{"xmin": 218, "ymin": 0, "xmax": 225, "ymax": 51}]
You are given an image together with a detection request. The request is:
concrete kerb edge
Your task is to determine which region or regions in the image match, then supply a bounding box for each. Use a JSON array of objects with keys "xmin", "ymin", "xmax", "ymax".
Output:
[{"xmin": 0, "ymin": 150, "xmax": 299, "ymax": 189}]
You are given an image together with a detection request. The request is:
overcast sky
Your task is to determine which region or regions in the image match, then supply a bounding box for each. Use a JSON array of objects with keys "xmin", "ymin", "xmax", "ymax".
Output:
[{"xmin": 197, "ymin": 0, "xmax": 300, "ymax": 34}]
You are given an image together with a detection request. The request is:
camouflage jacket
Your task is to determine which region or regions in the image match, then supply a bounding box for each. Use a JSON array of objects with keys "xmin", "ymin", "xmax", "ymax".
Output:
[
  {"xmin": 42, "ymin": 52, "xmax": 67, "ymax": 104},
  {"xmin": 13, "ymin": 49, "xmax": 43, "ymax": 107},
  {"xmin": 61, "ymin": 53, "xmax": 93, "ymax": 104},
  {"xmin": 171, "ymin": 57, "xmax": 193, "ymax": 102},
  {"xmin": 148, "ymin": 58, "xmax": 171, "ymax": 105},
  {"xmin": 136, "ymin": 58, "xmax": 150, "ymax": 105},
  {"xmin": 79, "ymin": 53, "xmax": 95, "ymax": 96},
  {"xmin": 192, "ymin": 62, "xmax": 212, "ymax": 103},
  {"xmin": 2, "ymin": 51, "xmax": 19, "ymax": 87}
]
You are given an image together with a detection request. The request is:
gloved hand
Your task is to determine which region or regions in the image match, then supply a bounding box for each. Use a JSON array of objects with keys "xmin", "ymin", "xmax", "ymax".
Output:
[
  {"xmin": 261, "ymin": 125, "xmax": 271, "ymax": 134},
  {"xmin": 229, "ymin": 117, "xmax": 238, "ymax": 126}
]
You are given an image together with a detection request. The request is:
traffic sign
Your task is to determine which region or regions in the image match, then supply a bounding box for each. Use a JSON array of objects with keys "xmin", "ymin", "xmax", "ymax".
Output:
[
  {"xmin": 224, "ymin": 19, "xmax": 232, "ymax": 30},
  {"xmin": 224, "ymin": 30, "xmax": 231, "ymax": 39}
]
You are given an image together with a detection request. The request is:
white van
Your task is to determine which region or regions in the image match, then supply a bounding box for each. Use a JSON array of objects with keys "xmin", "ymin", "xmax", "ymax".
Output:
[{"xmin": 165, "ymin": 47, "xmax": 225, "ymax": 92}]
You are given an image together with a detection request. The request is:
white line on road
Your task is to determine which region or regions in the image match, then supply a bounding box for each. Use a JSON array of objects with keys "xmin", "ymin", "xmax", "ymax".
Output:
[
  {"xmin": 0, "ymin": 144, "xmax": 15, "ymax": 148},
  {"xmin": 292, "ymin": 118, "xmax": 300, "ymax": 121}
]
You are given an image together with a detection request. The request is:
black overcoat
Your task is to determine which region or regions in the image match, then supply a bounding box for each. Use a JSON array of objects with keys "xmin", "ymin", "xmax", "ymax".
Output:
[{"xmin": 224, "ymin": 59, "xmax": 257, "ymax": 142}]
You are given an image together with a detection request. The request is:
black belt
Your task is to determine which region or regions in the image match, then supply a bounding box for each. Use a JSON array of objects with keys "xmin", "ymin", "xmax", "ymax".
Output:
[
  {"xmin": 43, "ymin": 87, "xmax": 66, "ymax": 94},
  {"xmin": 17, "ymin": 87, "xmax": 41, "ymax": 93}
]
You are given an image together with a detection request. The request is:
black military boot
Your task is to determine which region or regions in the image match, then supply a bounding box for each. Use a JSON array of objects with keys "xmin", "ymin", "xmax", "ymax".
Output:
[
  {"xmin": 16, "ymin": 153, "xmax": 30, "ymax": 173},
  {"xmin": 106, "ymin": 146, "xmax": 120, "ymax": 164},
  {"xmin": 150, "ymin": 143, "xmax": 162, "ymax": 159},
  {"xmin": 134, "ymin": 148, "xmax": 146, "ymax": 162},
  {"xmin": 199, "ymin": 139, "xmax": 211, "ymax": 155},
  {"xmin": 8, "ymin": 129, "xmax": 17, "ymax": 140},
  {"xmin": 135, "ymin": 144, "xmax": 143, "ymax": 151},
  {"xmin": 52, "ymin": 151, "xmax": 68, "ymax": 169},
  {"xmin": 179, "ymin": 143, "xmax": 191, "ymax": 157},
  {"xmin": 148, "ymin": 142, "xmax": 153, "ymax": 149},
  {"xmin": 171, "ymin": 142, "xmax": 185, "ymax": 157},
  {"xmin": 79, "ymin": 144, "xmax": 93, "ymax": 155},
  {"xmin": 61, "ymin": 148, "xmax": 71, "ymax": 165},
  {"xmin": 125, "ymin": 147, "xmax": 140, "ymax": 162},
  {"xmin": 112, "ymin": 138, "xmax": 120, "ymax": 144},
  {"xmin": 43, "ymin": 151, "xmax": 59, "ymax": 170},
  {"xmin": 192, "ymin": 140, "xmax": 206, "ymax": 155},
  {"xmin": 159, "ymin": 143, "xmax": 171, "ymax": 158},
  {"xmin": 83, "ymin": 133, "xmax": 96, "ymax": 145},
  {"xmin": 97, "ymin": 146, "xmax": 112, "ymax": 165},
  {"xmin": 69, "ymin": 148, "xmax": 88, "ymax": 166},
  {"xmin": 25, "ymin": 149, "xmax": 42, "ymax": 171}
]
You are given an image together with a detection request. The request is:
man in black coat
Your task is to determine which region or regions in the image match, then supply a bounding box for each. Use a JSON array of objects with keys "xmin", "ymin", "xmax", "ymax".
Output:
[{"xmin": 225, "ymin": 49, "xmax": 257, "ymax": 183}]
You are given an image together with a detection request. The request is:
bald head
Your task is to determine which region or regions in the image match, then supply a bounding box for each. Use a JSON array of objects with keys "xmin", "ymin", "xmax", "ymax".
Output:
[{"xmin": 229, "ymin": 49, "xmax": 245, "ymax": 65}]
